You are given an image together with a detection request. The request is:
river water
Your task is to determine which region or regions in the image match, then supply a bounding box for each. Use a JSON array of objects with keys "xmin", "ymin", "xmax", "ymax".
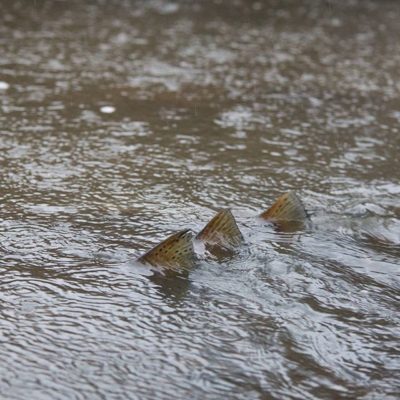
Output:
[{"xmin": 0, "ymin": 1, "xmax": 399, "ymax": 399}]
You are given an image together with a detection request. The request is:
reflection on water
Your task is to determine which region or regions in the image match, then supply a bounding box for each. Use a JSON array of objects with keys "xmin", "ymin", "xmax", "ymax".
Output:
[{"xmin": 1, "ymin": 0, "xmax": 399, "ymax": 399}]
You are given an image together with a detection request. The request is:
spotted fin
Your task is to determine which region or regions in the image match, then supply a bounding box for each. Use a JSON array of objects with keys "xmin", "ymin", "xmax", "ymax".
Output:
[
  {"xmin": 196, "ymin": 209, "xmax": 243, "ymax": 247},
  {"xmin": 260, "ymin": 192, "xmax": 307, "ymax": 221},
  {"xmin": 138, "ymin": 229, "xmax": 195, "ymax": 269}
]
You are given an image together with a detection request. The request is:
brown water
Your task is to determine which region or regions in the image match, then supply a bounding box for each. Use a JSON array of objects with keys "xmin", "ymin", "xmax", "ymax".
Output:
[{"xmin": 1, "ymin": 0, "xmax": 399, "ymax": 399}]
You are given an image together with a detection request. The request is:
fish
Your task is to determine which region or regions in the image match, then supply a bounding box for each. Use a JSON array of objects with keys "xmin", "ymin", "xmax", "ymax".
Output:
[
  {"xmin": 259, "ymin": 191, "xmax": 307, "ymax": 221},
  {"xmin": 259, "ymin": 191, "xmax": 308, "ymax": 232},
  {"xmin": 138, "ymin": 229, "xmax": 195, "ymax": 270},
  {"xmin": 196, "ymin": 208, "xmax": 244, "ymax": 248},
  {"xmin": 138, "ymin": 191, "xmax": 307, "ymax": 270}
]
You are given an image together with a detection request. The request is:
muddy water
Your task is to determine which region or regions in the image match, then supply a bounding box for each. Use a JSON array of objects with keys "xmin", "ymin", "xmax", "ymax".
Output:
[{"xmin": 0, "ymin": 0, "xmax": 399, "ymax": 399}]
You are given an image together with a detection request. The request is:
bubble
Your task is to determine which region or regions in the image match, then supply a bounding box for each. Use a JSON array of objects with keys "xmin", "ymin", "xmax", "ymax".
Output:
[
  {"xmin": 0, "ymin": 81, "xmax": 10, "ymax": 90},
  {"xmin": 100, "ymin": 106, "xmax": 115, "ymax": 114}
]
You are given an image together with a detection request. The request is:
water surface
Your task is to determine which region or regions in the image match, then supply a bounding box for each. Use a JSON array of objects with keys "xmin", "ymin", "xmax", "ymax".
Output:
[{"xmin": 0, "ymin": 1, "xmax": 399, "ymax": 399}]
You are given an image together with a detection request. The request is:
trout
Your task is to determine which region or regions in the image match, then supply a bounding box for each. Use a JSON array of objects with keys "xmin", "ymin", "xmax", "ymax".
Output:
[{"xmin": 138, "ymin": 191, "xmax": 307, "ymax": 270}]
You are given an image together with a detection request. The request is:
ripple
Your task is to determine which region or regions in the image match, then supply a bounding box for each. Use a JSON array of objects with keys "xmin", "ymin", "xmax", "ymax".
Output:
[{"xmin": 1, "ymin": 0, "xmax": 400, "ymax": 399}]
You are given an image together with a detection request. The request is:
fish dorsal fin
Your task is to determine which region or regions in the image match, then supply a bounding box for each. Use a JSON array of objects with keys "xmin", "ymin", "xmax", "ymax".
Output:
[
  {"xmin": 196, "ymin": 209, "xmax": 243, "ymax": 247},
  {"xmin": 260, "ymin": 192, "xmax": 307, "ymax": 221},
  {"xmin": 138, "ymin": 229, "xmax": 195, "ymax": 269}
]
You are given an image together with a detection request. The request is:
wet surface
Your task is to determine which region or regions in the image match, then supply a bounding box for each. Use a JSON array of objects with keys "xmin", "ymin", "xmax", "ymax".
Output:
[{"xmin": 0, "ymin": 0, "xmax": 399, "ymax": 399}]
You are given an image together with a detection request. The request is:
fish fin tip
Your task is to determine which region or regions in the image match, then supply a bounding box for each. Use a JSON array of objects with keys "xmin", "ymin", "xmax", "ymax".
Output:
[
  {"xmin": 260, "ymin": 191, "xmax": 307, "ymax": 222},
  {"xmin": 138, "ymin": 229, "xmax": 195, "ymax": 269},
  {"xmin": 197, "ymin": 208, "xmax": 243, "ymax": 247}
]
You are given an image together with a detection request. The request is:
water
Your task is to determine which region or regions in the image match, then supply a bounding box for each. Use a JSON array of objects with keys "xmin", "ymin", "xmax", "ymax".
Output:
[{"xmin": 1, "ymin": 0, "xmax": 399, "ymax": 399}]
